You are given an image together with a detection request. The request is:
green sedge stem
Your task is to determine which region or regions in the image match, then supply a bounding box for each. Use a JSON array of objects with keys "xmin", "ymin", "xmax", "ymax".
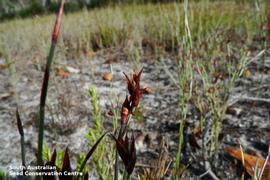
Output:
[{"xmin": 37, "ymin": 43, "xmax": 56, "ymax": 167}]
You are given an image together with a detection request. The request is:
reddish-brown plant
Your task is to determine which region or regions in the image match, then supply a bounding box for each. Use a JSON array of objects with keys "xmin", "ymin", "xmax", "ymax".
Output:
[
  {"xmin": 121, "ymin": 95, "xmax": 131, "ymax": 125},
  {"xmin": 52, "ymin": 0, "xmax": 65, "ymax": 43},
  {"xmin": 113, "ymin": 133, "xmax": 136, "ymax": 175},
  {"xmin": 120, "ymin": 69, "xmax": 144, "ymax": 125}
]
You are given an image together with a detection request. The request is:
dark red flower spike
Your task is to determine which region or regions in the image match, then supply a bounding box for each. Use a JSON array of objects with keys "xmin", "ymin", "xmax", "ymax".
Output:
[
  {"xmin": 113, "ymin": 133, "xmax": 136, "ymax": 175},
  {"xmin": 121, "ymin": 96, "xmax": 131, "ymax": 125},
  {"xmin": 123, "ymin": 72, "xmax": 135, "ymax": 96}
]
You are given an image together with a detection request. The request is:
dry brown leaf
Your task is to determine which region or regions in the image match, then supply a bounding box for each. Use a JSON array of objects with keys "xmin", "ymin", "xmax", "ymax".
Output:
[
  {"xmin": 213, "ymin": 72, "xmax": 224, "ymax": 83},
  {"xmin": 226, "ymin": 106, "xmax": 242, "ymax": 116},
  {"xmin": 0, "ymin": 92, "xmax": 14, "ymax": 99},
  {"xmin": 0, "ymin": 64, "xmax": 8, "ymax": 70},
  {"xmin": 102, "ymin": 72, "xmax": 113, "ymax": 81},
  {"xmin": 104, "ymin": 57, "xmax": 116, "ymax": 64},
  {"xmin": 226, "ymin": 147, "xmax": 270, "ymax": 178},
  {"xmin": 193, "ymin": 126, "xmax": 201, "ymax": 137},
  {"xmin": 31, "ymin": 54, "xmax": 40, "ymax": 64},
  {"xmin": 143, "ymin": 86, "xmax": 155, "ymax": 94},
  {"xmin": 142, "ymin": 37, "xmax": 155, "ymax": 50},
  {"xmin": 243, "ymin": 69, "xmax": 252, "ymax": 79},
  {"xmin": 207, "ymin": 87, "xmax": 215, "ymax": 94},
  {"xmin": 189, "ymin": 126, "xmax": 201, "ymax": 149},
  {"xmin": 262, "ymin": 23, "xmax": 270, "ymax": 31},
  {"xmin": 55, "ymin": 67, "xmax": 70, "ymax": 78},
  {"xmin": 86, "ymin": 50, "xmax": 96, "ymax": 58},
  {"xmin": 140, "ymin": 137, "xmax": 171, "ymax": 179}
]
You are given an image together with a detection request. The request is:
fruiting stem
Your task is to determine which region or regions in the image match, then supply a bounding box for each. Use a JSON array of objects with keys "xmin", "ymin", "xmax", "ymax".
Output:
[{"xmin": 37, "ymin": 42, "xmax": 56, "ymax": 167}]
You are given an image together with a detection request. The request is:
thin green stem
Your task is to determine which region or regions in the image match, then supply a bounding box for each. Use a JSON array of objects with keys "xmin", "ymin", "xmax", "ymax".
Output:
[
  {"xmin": 114, "ymin": 150, "xmax": 119, "ymax": 180},
  {"xmin": 123, "ymin": 170, "xmax": 130, "ymax": 180}
]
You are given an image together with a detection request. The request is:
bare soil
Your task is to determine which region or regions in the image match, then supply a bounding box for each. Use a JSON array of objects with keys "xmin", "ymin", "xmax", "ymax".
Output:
[{"xmin": 0, "ymin": 46, "xmax": 269, "ymax": 179}]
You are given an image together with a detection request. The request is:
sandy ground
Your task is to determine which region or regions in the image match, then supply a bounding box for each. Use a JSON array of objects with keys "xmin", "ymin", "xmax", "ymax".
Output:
[{"xmin": 0, "ymin": 47, "xmax": 269, "ymax": 179}]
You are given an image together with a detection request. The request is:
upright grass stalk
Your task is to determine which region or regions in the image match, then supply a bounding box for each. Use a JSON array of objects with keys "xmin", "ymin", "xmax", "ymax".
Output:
[
  {"xmin": 258, "ymin": 146, "xmax": 270, "ymax": 180},
  {"xmin": 209, "ymin": 49, "xmax": 248, "ymax": 154},
  {"xmin": 173, "ymin": 59, "xmax": 193, "ymax": 179},
  {"xmin": 37, "ymin": 0, "xmax": 65, "ymax": 168},
  {"xmin": 173, "ymin": 0, "xmax": 193, "ymax": 178},
  {"xmin": 239, "ymin": 144, "xmax": 245, "ymax": 180}
]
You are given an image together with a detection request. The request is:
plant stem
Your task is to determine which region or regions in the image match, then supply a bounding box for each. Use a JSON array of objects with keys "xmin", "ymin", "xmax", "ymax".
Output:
[
  {"xmin": 114, "ymin": 123, "xmax": 128, "ymax": 180},
  {"xmin": 173, "ymin": 112, "xmax": 186, "ymax": 179},
  {"xmin": 37, "ymin": 42, "xmax": 56, "ymax": 167},
  {"xmin": 21, "ymin": 136, "xmax": 26, "ymax": 166},
  {"xmin": 114, "ymin": 150, "xmax": 119, "ymax": 180},
  {"xmin": 123, "ymin": 170, "xmax": 130, "ymax": 180},
  {"xmin": 16, "ymin": 109, "xmax": 26, "ymax": 174}
]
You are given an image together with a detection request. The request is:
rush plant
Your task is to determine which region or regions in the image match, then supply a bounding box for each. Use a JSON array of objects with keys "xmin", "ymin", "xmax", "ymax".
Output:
[
  {"xmin": 173, "ymin": 0, "xmax": 193, "ymax": 178},
  {"xmin": 112, "ymin": 69, "xmax": 145, "ymax": 180},
  {"xmin": 37, "ymin": 0, "xmax": 65, "ymax": 167},
  {"xmin": 14, "ymin": 1, "xmax": 107, "ymax": 179}
]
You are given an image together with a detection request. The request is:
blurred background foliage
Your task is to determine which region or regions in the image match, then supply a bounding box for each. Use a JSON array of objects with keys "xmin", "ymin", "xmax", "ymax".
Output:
[{"xmin": 0, "ymin": 0, "xmax": 267, "ymax": 21}]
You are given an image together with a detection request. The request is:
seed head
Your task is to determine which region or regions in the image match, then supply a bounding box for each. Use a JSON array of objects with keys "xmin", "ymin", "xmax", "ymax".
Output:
[{"xmin": 52, "ymin": 0, "xmax": 65, "ymax": 43}]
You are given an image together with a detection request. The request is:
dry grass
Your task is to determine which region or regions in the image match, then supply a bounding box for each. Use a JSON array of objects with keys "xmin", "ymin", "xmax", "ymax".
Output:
[{"xmin": 0, "ymin": 1, "xmax": 267, "ymax": 60}]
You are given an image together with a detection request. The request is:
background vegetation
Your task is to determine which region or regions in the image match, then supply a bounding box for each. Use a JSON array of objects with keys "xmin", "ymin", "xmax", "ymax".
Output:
[{"xmin": 0, "ymin": 0, "xmax": 267, "ymax": 21}]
